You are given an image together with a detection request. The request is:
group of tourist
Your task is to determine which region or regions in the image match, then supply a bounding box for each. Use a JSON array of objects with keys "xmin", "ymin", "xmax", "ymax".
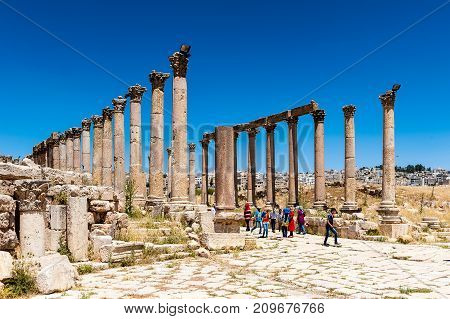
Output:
[{"xmin": 243, "ymin": 203, "xmax": 341, "ymax": 246}]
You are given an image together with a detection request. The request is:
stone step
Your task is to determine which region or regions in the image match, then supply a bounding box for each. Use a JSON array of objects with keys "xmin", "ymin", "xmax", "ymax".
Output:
[
  {"xmin": 157, "ymin": 252, "xmax": 193, "ymax": 261},
  {"xmin": 145, "ymin": 243, "xmax": 187, "ymax": 254},
  {"xmin": 127, "ymin": 228, "xmax": 172, "ymax": 237},
  {"xmin": 99, "ymin": 241, "xmax": 145, "ymax": 262},
  {"xmin": 361, "ymin": 235, "xmax": 388, "ymax": 242}
]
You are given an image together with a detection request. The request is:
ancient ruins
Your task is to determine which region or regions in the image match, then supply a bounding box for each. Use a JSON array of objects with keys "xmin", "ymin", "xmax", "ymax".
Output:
[{"xmin": 1, "ymin": 44, "xmax": 443, "ymax": 298}]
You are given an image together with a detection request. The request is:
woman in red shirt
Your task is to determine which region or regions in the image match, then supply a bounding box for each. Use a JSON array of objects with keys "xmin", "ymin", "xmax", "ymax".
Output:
[
  {"xmin": 244, "ymin": 202, "xmax": 252, "ymax": 231},
  {"xmin": 288, "ymin": 208, "xmax": 295, "ymax": 238}
]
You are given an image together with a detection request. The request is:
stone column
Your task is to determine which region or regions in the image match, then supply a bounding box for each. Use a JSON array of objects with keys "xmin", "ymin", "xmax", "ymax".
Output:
[
  {"xmin": 169, "ymin": 48, "xmax": 190, "ymax": 203},
  {"xmin": 166, "ymin": 147, "xmax": 173, "ymax": 198},
  {"xmin": 16, "ymin": 182, "xmax": 47, "ymax": 258},
  {"xmin": 59, "ymin": 134, "xmax": 67, "ymax": 171},
  {"xmin": 81, "ymin": 118, "xmax": 92, "ymax": 173},
  {"xmin": 234, "ymin": 131, "xmax": 239, "ymax": 207},
  {"xmin": 50, "ymin": 132, "xmax": 60, "ymax": 170},
  {"xmin": 46, "ymin": 137, "xmax": 54, "ymax": 168},
  {"xmin": 215, "ymin": 126, "xmax": 235, "ymax": 212},
  {"xmin": 287, "ymin": 116, "xmax": 299, "ymax": 206},
  {"xmin": 102, "ymin": 107, "xmax": 113, "ymax": 187},
  {"xmin": 65, "ymin": 129, "xmax": 74, "ymax": 171},
  {"xmin": 264, "ymin": 123, "xmax": 276, "ymax": 208},
  {"xmin": 188, "ymin": 143, "xmax": 196, "ymax": 203},
  {"xmin": 377, "ymin": 88, "xmax": 403, "ymax": 227},
  {"xmin": 126, "ymin": 84, "xmax": 147, "ymax": 204},
  {"xmin": 148, "ymin": 71, "xmax": 170, "ymax": 203},
  {"xmin": 43, "ymin": 142, "xmax": 48, "ymax": 167},
  {"xmin": 200, "ymin": 138, "xmax": 209, "ymax": 205},
  {"xmin": 312, "ymin": 110, "xmax": 326, "ymax": 210},
  {"xmin": 67, "ymin": 197, "xmax": 89, "ymax": 262},
  {"xmin": 72, "ymin": 128, "xmax": 82, "ymax": 173},
  {"xmin": 91, "ymin": 115, "xmax": 104, "ymax": 185},
  {"xmin": 246, "ymin": 128, "xmax": 258, "ymax": 206},
  {"xmin": 112, "ymin": 96, "xmax": 126, "ymax": 198},
  {"xmin": 341, "ymin": 105, "xmax": 359, "ymax": 212}
]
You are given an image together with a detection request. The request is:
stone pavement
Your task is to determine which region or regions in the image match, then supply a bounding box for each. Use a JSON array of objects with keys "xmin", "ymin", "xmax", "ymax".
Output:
[{"xmin": 34, "ymin": 231, "xmax": 450, "ymax": 299}]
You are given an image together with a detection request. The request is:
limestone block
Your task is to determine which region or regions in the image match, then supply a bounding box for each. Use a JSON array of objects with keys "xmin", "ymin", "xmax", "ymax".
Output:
[
  {"xmin": 20, "ymin": 211, "xmax": 45, "ymax": 258},
  {"xmin": 191, "ymin": 222, "xmax": 200, "ymax": 232},
  {"xmin": 187, "ymin": 240, "xmax": 200, "ymax": 250},
  {"xmin": 49, "ymin": 205, "xmax": 67, "ymax": 230},
  {"xmin": 45, "ymin": 229, "xmax": 64, "ymax": 252},
  {"xmin": 195, "ymin": 247, "xmax": 210, "ymax": 258},
  {"xmin": 0, "ymin": 180, "xmax": 15, "ymax": 196},
  {"xmin": 0, "ymin": 251, "xmax": 13, "ymax": 280},
  {"xmin": 21, "ymin": 158, "xmax": 40, "ymax": 169},
  {"xmin": 214, "ymin": 212, "xmax": 244, "ymax": 233},
  {"xmin": 358, "ymin": 220, "xmax": 379, "ymax": 231},
  {"xmin": 91, "ymin": 224, "xmax": 114, "ymax": 237},
  {"xmin": 0, "ymin": 194, "xmax": 15, "ymax": 212},
  {"xmin": 379, "ymin": 223, "xmax": 409, "ymax": 239},
  {"xmin": 67, "ymin": 197, "xmax": 89, "ymax": 262},
  {"xmin": 0, "ymin": 228, "xmax": 19, "ymax": 250},
  {"xmin": 187, "ymin": 232, "xmax": 199, "ymax": 241},
  {"xmin": 90, "ymin": 200, "xmax": 113, "ymax": 213},
  {"xmin": 89, "ymin": 229, "xmax": 107, "ymax": 238},
  {"xmin": 0, "ymin": 162, "xmax": 42, "ymax": 180},
  {"xmin": 198, "ymin": 210, "xmax": 214, "ymax": 233},
  {"xmin": 91, "ymin": 235, "xmax": 112, "ymax": 261},
  {"xmin": 35, "ymin": 254, "xmax": 76, "ymax": 294},
  {"xmin": 201, "ymin": 233, "xmax": 245, "ymax": 250}
]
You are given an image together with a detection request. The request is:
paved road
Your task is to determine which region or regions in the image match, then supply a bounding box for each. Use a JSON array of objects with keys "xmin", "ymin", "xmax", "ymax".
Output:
[{"xmin": 36, "ymin": 232, "xmax": 450, "ymax": 299}]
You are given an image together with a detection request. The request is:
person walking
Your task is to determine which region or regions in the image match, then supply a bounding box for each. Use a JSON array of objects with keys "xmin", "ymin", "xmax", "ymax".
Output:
[
  {"xmin": 244, "ymin": 203, "xmax": 252, "ymax": 231},
  {"xmin": 281, "ymin": 207, "xmax": 290, "ymax": 237},
  {"xmin": 288, "ymin": 208, "xmax": 295, "ymax": 238},
  {"xmin": 251, "ymin": 207, "xmax": 262, "ymax": 234},
  {"xmin": 269, "ymin": 208, "xmax": 277, "ymax": 233},
  {"xmin": 277, "ymin": 207, "xmax": 283, "ymax": 232},
  {"xmin": 261, "ymin": 208, "xmax": 270, "ymax": 238},
  {"xmin": 297, "ymin": 206, "xmax": 306, "ymax": 235},
  {"xmin": 324, "ymin": 208, "xmax": 341, "ymax": 246}
]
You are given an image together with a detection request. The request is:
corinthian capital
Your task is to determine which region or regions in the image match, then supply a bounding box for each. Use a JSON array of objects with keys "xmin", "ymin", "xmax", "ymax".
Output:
[
  {"xmin": 246, "ymin": 127, "xmax": 259, "ymax": 137},
  {"xmin": 149, "ymin": 70, "xmax": 170, "ymax": 91},
  {"xmin": 102, "ymin": 107, "xmax": 114, "ymax": 121},
  {"xmin": 65, "ymin": 129, "xmax": 74, "ymax": 138},
  {"xmin": 91, "ymin": 115, "xmax": 104, "ymax": 128},
  {"xmin": 72, "ymin": 127, "xmax": 82, "ymax": 138},
  {"xmin": 188, "ymin": 143, "xmax": 196, "ymax": 152},
  {"xmin": 81, "ymin": 118, "xmax": 92, "ymax": 131},
  {"xmin": 379, "ymin": 90, "xmax": 396, "ymax": 109},
  {"xmin": 264, "ymin": 123, "xmax": 277, "ymax": 132},
  {"xmin": 126, "ymin": 84, "xmax": 147, "ymax": 103},
  {"xmin": 112, "ymin": 96, "xmax": 127, "ymax": 113},
  {"xmin": 169, "ymin": 50, "xmax": 190, "ymax": 78},
  {"xmin": 312, "ymin": 109, "xmax": 326, "ymax": 123},
  {"xmin": 342, "ymin": 105, "xmax": 356, "ymax": 118}
]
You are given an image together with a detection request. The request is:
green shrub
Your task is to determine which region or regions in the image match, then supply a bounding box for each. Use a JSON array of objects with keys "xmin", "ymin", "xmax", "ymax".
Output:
[
  {"xmin": 57, "ymin": 237, "xmax": 73, "ymax": 262},
  {"xmin": 366, "ymin": 229, "xmax": 381, "ymax": 236},
  {"xmin": 77, "ymin": 264, "xmax": 94, "ymax": 275},
  {"xmin": 125, "ymin": 178, "xmax": 139, "ymax": 218},
  {"xmin": 0, "ymin": 261, "xmax": 37, "ymax": 298},
  {"xmin": 53, "ymin": 192, "xmax": 68, "ymax": 205}
]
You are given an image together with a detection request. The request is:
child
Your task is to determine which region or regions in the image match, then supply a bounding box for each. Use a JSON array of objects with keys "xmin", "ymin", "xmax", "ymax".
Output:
[
  {"xmin": 251, "ymin": 207, "xmax": 262, "ymax": 234},
  {"xmin": 324, "ymin": 208, "xmax": 341, "ymax": 246}
]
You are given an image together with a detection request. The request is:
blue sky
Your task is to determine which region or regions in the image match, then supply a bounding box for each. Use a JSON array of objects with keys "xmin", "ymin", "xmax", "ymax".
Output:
[{"xmin": 0, "ymin": 0, "xmax": 449, "ymax": 173}]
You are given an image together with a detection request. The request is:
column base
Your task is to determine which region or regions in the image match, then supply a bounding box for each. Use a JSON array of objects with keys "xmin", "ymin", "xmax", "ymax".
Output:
[
  {"xmin": 313, "ymin": 201, "xmax": 327, "ymax": 211},
  {"xmin": 170, "ymin": 196, "xmax": 190, "ymax": 203},
  {"xmin": 377, "ymin": 200, "xmax": 401, "ymax": 224},
  {"xmin": 132, "ymin": 196, "xmax": 147, "ymax": 209},
  {"xmin": 340, "ymin": 202, "xmax": 361, "ymax": 213},
  {"xmin": 379, "ymin": 223, "xmax": 409, "ymax": 239}
]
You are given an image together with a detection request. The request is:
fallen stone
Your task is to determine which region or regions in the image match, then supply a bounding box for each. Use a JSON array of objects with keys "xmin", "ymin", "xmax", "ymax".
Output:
[
  {"xmin": 195, "ymin": 247, "xmax": 210, "ymax": 258},
  {"xmin": 67, "ymin": 197, "xmax": 89, "ymax": 262},
  {"xmin": 90, "ymin": 200, "xmax": 113, "ymax": 213},
  {"xmin": 0, "ymin": 251, "xmax": 13, "ymax": 280},
  {"xmin": 358, "ymin": 220, "xmax": 378, "ymax": 231},
  {"xmin": 187, "ymin": 240, "xmax": 200, "ymax": 250},
  {"xmin": 91, "ymin": 235, "xmax": 113, "ymax": 261},
  {"xmin": 201, "ymin": 233, "xmax": 245, "ymax": 250},
  {"xmin": 35, "ymin": 254, "xmax": 76, "ymax": 294},
  {"xmin": 187, "ymin": 232, "xmax": 199, "ymax": 241},
  {"xmin": 191, "ymin": 222, "xmax": 200, "ymax": 232},
  {"xmin": 0, "ymin": 212, "xmax": 14, "ymax": 229},
  {"xmin": 0, "ymin": 162, "xmax": 42, "ymax": 180},
  {"xmin": 0, "ymin": 228, "xmax": 19, "ymax": 250},
  {"xmin": 45, "ymin": 229, "xmax": 64, "ymax": 252}
]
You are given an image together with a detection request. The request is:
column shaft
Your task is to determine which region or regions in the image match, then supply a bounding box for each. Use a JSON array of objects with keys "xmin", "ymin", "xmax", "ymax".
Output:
[
  {"xmin": 342, "ymin": 105, "xmax": 359, "ymax": 212},
  {"xmin": 91, "ymin": 116, "xmax": 103, "ymax": 185},
  {"xmin": 59, "ymin": 136, "xmax": 67, "ymax": 171},
  {"xmin": 148, "ymin": 72, "xmax": 169, "ymax": 202},
  {"xmin": 66, "ymin": 131, "xmax": 74, "ymax": 171},
  {"xmin": 287, "ymin": 117, "xmax": 299, "ymax": 206},
  {"xmin": 72, "ymin": 128, "xmax": 82, "ymax": 173},
  {"xmin": 188, "ymin": 144, "xmax": 196, "ymax": 203},
  {"xmin": 246, "ymin": 128, "xmax": 257, "ymax": 206},
  {"xmin": 201, "ymin": 139, "xmax": 209, "ymax": 205},
  {"xmin": 265, "ymin": 124, "xmax": 276, "ymax": 207},
  {"xmin": 81, "ymin": 119, "xmax": 91, "ymax": 173},
  {"xmin": 102, "ymin": 108, "xmax": 113, "ymax": 186},
  {"xmin": 113, "ymin": 97, "xmax": 126, "ymax": 199},
  {"xmin": 215, "ymin": 126, "xmax": 235, "ymax": 212},
  {"xmin": 312, "ymin": 110, "xmax": 326, "ymax": 210}
]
